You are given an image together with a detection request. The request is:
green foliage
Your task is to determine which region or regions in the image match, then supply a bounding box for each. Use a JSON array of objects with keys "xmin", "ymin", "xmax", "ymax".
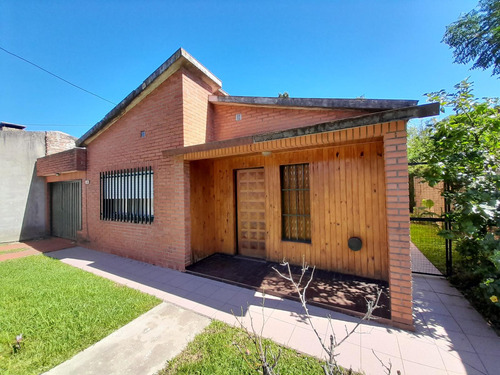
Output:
[
  {"xmin": 407, "ymin": 123, "xmax": 433, "ymax": 163},
  {"xmin": 443, "ymin": 0, "xmax": 500, "ymax": 76},
  {"xmin": 419, "ymin": 80, "xmax": 500, "ymax": 328},
  {"xmin": 159, "ymin": 320, "xmax": 329, "ymax": 375},
  {"xmin": 0, "ymin": 256, "xmax": 160, "ymax": 375}
]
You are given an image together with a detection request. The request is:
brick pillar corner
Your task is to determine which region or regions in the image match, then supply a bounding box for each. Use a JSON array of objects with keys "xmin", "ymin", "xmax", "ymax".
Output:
[{"xmin": 384, "ymin": 122, "xmax": 414, "ymax": 330}]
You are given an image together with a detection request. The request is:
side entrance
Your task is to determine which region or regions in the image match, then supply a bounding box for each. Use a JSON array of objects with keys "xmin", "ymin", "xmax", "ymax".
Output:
[{"xmin": 50, "ymin": 180, "xmax": 82, "ymax": 240}]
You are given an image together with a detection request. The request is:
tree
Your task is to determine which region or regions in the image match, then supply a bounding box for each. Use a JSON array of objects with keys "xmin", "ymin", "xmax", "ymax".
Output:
[
  {"xmin": 421, "ymin": 80, "xmax": 500, "ymax": 327},
  {"xmin": 443, "ymin": 0, "xmax": 500, "ymax": 76},
  {"xmin": 407, "ymin": 122, "xmax": 433, "ymax": 163}
]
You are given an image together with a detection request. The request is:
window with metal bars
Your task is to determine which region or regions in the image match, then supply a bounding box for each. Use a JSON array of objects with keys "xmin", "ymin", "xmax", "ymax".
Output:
[
  {"xmin": 280, "ymin": 163, "xmax": 311, "ymax": 242},
  {"xmin": 100, "ymin": 167, "xmax": 154, "ymax": 224}
]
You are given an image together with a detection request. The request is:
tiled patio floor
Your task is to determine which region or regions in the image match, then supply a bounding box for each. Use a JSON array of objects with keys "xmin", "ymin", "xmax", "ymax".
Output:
[
  {"xmin": 187, "ymin": 253, "xmax": 391, "ymax": 319},
  {"xmin": 47, "ymin": 247, "xmax": 499, "ymax": 375}
]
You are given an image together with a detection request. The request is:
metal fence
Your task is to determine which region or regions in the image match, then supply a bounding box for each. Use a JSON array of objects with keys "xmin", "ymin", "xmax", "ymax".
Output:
[{"xmin": 409, "ymin": 164, "xmax": 453, "ymax": 276}]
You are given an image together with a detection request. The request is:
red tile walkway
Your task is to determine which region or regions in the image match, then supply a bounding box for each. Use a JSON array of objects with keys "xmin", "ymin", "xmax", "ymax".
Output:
[{"xmin": 0, "ymin": 237, "xmax": 76, "ymax": 262}]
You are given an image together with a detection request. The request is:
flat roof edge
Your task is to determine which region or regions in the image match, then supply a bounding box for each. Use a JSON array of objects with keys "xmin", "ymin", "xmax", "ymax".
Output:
[{"xmin": 209, "ymin": 95, "xmax": 419, "ymax": 110}]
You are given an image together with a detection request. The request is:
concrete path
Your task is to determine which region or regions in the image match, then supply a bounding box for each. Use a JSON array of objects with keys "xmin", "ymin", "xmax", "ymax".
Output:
[
  {"xmin": 44, "ymin": 302, "xmax": 210, "ymax": 375},
  {"xmin": 46, "ymin": 247, "xmax": 499, "ymax": 375}
]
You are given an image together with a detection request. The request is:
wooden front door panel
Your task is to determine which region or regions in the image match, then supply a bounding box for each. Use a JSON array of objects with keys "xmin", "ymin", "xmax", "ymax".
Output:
[{"xmin": 237, "ymin": 168, "xmax": 266, "ymax": 259}]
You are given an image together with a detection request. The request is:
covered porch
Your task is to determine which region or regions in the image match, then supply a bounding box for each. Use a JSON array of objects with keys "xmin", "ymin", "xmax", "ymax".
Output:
[
  {"xmin": 163, "ymin": 113, "xmax": 429, "ymax": 329},
  {"xmin": 187, "ymin": 253, "xmax": 391, "ymax": 319}
]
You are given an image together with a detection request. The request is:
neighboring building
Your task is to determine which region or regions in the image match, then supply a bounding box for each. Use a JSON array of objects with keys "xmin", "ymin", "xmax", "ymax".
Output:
[
  {"xmin": 0, "ymin": 122, "xmax": 76, "ymax": 242},
  {"xmin": 36, "ymin": 48, "xmax": 439, "ymax": 329}
]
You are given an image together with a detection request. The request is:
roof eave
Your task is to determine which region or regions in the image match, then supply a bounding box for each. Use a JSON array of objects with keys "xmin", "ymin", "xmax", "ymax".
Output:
[
  {"xmin": 209, "ymin": 95, "xmax": 419, "ymax": 111},
  {"xmin": 77, "ymin": 48, "xmax": 222, "ymax": 147}
]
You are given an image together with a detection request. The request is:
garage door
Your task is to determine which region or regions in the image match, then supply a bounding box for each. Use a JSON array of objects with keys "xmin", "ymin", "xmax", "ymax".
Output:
[{"xmin": 51, "ymin": 181, "xmax": 81, "ymax": 240}]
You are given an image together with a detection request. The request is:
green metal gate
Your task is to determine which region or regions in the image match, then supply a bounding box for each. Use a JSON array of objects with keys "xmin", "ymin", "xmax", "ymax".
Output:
[{"xmin": 51, "ymin": 181, "xmax": 82, "ymax": 240}]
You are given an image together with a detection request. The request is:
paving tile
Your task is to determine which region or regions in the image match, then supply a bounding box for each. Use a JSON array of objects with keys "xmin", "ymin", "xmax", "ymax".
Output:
[
  {"xmin": 360, "ymin": 348, "xmax": 404, "ymax": 375},
  {"xmin": 287, "ymin": 324, "xmax": 326, "ymax": 359},
  {"xmin": 477, "ymin": 353, "xmax": 498, "ymax": 375},
  {"xmin": 421, "ymin": 311, "xmax": 463, "ymax": 333},
  {"xmin": 335, "ymin": 342, "xmax": 362, "ymax": 373},
  {"xmin": 428, "ymin": 283, "xmax": 463, "ymax": 297},
  {"xmin": 403, "ymin": 360, "xmax": 449, "ymax": 375},
  {"xmin": 239, "ymin": 309, "xmax": 273, "ymax": 336},
  {"xmin": 447, "ymin": 305, "xmax": 486, "ymax": 323},
  {"xmin": 47, "ymin": 248, "xmax": 499, "ymax": 375},
  {"xmin": 190, "ymin": 302, "xmax": 219, "ymax": 319},
  {"xmin": 433, "ymin": 330, "xmax": 475, "ymax": 353},
  {"xmin": 195, "ymin": 282, "xmax": 221, "ymax": 298},
  {"xmin": 260, "ymin": 316, "xmax": 296, "ymax": 346},
  {"xmin": 412, "ymin": 275, "xmax": 433, "ymax": 291},
  {"xmin": 466, "ymin": 334, "xmax": 500, "ymax": 356},
  {"xmin": 414, "ymin": 289, "xmax": 442, "ymax": 302},
  {"xmin": 359, "ymin": 326, "xmax": 400, "ymax": 357},
  {"xmin": 436, "ymin": 292, "xmax": 469, "ymax": 308},
  {"xmin": 458, "ymin": 319, "xmax": 498, "ymax": 338},
  {"xmin": 438, "ymin": 347, "xmax": 486, "ymax": 375},
  {"xmin": 398, "ymin": 336, "xmax": 445, "ymax": 370},
  {"xmin": 208, "ymin": 286, "xmax": 240, "ymax": 304},
  {"xmin": 415, "ymin": 300, "xmax": 451, "ymax": 315},
  {"xmin": 270, "ymin": 306, "xmax": 310, "ymax": 326},
  {"xmin": 177, "ymin": 277, "xmax": 205, "ymax": 292},
  {"xmin": 323, "ymin": 318, "xmax": 361, "ymax": 347}
]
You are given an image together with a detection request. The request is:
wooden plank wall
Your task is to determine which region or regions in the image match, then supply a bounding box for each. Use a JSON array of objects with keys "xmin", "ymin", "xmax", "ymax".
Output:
[{"xmin": 190, "ymin": 139, "xmax": 388, "ymax": 280}]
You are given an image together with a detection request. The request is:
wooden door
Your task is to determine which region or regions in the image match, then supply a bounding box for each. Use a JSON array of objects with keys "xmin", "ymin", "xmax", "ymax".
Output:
[{"xmin": 236, "ymin": 168, "xmax": 266, "ymax": 259}]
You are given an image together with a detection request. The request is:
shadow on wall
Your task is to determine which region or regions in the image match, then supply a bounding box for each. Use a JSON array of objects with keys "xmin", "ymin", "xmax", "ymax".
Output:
[{"xmin": 19, "ymin": 164, "xmax": 47, "ymax": 241}]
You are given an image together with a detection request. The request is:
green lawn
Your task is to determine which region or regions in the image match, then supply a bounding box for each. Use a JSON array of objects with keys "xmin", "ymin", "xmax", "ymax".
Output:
[
  {"xmin": 0, "ymin": 256, "xmax": 161, "ymax": 375},
  {"xmin": 160, "ymin": 320, "xmax": 338, "ymax": 375},
  {"xmin": 410, "ymin": 222, "xmax": 460, "ymax": 274}
]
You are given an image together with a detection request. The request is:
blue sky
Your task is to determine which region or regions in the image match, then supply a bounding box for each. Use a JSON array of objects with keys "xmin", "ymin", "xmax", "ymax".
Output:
[{"xmin": 1, "ymin": 1, "xmax": 498, "ymax": 138}]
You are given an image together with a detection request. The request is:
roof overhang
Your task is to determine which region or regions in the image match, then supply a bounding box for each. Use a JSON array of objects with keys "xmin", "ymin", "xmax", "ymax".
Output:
[
  {"xmin": 209, "ymin": 95, "xmax": 418, "ymax": 111},
  {"xmin": 77, "ymin": 48, "xmax": 222, "ymax": 147},
  {"xmin": 162, "ymin": 102, "xmax": 439, "ymax": 160}
]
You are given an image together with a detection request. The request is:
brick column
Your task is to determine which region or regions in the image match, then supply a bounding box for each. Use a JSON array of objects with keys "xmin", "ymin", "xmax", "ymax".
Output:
[
  {"xmin": 164, "ymin": 156, "xmax": 191, "ymax": 271},
  {"xmin": 383, "ymin": 121, "xmax": 413, "ymax": 330}
]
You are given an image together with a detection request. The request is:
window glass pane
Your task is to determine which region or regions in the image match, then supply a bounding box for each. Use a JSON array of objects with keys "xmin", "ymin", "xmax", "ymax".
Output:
[{"xmin": 280, "ymin": 163, "xmax": 311, "ymax": 242}]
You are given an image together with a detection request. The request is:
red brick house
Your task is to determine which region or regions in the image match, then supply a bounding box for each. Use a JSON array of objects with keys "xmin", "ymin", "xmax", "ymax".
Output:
[{"xmin": 37, "ymin": 48, "xmax": 439, "ymax": 329}]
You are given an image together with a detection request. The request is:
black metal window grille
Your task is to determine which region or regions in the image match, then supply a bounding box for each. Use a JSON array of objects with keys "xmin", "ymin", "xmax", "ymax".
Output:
[
  {"xmin": 280, "ymin": 163, "xmax": 311, "ymax": 242},
  {"xmin": 100, "ymin": 167, "xmax": 154, "ymax": 224}
]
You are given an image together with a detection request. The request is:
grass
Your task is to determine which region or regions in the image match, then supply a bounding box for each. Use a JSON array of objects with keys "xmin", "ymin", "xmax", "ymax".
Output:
[
  {"xmin": 410, "ymin": 222, "xmax": 460, "ymax": 274},
  {"xmin": 0, "ymin": 248, "xmax": 29, "ymax": 255},
  {"xmin": 0, "ymin": 256, "xmax": 161, "ymax": 375},
  {"xmin": 159, "ymin": 320, "xmax": 345, "ymax": 375}
]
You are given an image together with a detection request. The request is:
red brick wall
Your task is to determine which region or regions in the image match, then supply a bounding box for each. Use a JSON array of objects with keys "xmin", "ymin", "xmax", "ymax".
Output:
[
  {"xmin": 213, "ymin": 105, "xmax": 369, "ymax": 141},
  {"xmin": 37, "ymin": 148, "xmax": 87, "ymax": 176},
  {"xmin": 182, "ymin": 69, "xmax": 216, "ymax": 145},
  {"xmin": 383, "ymin": 121, "xmax": 413, "ymax": 330},
  {"xmin": 79, "ymin": 68, "xmax": 219, "ymax": 270}
]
